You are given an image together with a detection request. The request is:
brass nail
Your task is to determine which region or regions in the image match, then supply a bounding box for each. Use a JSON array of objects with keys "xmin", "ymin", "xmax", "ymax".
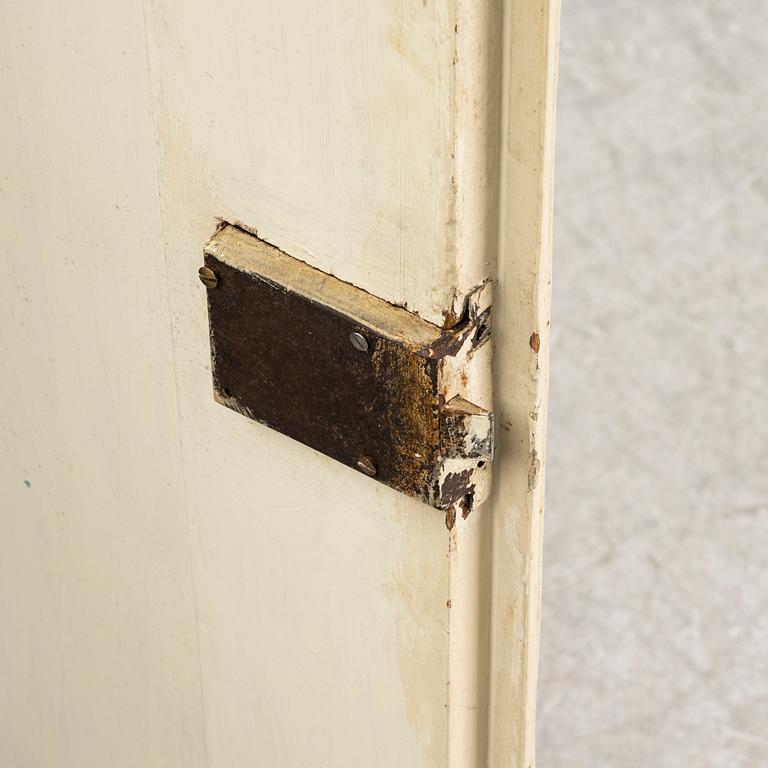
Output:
[
  {"xmin": 198, "ymin": 266, "xmax": 218, "ymax": 289},
  {"xmin": 349, "ymin": 331, "xmax": 369, "ymax": 352},
  {"xmin": 356, "ymin": 456, "xmax": 377, "ymax": 477}
]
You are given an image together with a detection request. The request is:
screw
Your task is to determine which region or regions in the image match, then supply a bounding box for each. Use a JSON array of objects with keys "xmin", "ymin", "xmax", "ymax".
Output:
[
  {"xmin": 349, "ymin": 331, "xmax": 369, "ymax": 352},
  {"xmin": 198, "ymin": 266, "xmax": 218, "ymax": 289},
  {"xmin": 356, "ymin": 456, "xmax": 377, "ymax": 477}
]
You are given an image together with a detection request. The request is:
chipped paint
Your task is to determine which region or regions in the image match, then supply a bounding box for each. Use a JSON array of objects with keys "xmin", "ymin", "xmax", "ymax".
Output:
[
  {"xmin": 527, "ymin": 449, "xmax": 540, "ymax": 491},
  {"xmin": 433, "ymin": 397, "xmax": 494, "ymax": 514},
  {"xmin": 432, "ymin": 280, "xmax": 494, "ymax": 514}
]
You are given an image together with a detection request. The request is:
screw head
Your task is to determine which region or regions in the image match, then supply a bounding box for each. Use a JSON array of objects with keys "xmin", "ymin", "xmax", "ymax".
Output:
[
  {"xmin": 198, "ymin": 266, "xmax": 218, "ymax": 289},
  {"xmin": 356, "ymin": 456, "xmax": 377, "ymax": 477},
  {"xmin": 349, "ymin": 331, "xmax": 369, "ymax": 352}
]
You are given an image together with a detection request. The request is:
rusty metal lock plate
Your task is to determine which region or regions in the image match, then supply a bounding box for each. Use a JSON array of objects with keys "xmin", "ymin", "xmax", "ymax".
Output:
[{"xmin": 201, "ymin": 224, "xmax": 493, "ymax": 513}]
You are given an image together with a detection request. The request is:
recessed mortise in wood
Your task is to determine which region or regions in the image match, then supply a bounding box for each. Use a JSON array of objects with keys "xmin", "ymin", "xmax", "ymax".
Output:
[{"xmin": 200, "ymin": 223, "xmax": 494, "ymax": 513}]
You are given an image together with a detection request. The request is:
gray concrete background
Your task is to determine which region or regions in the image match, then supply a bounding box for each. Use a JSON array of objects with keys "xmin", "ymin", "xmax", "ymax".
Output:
[{"xmin": 538, "ymin": 2, "xmax": 768, "ymax": 766}]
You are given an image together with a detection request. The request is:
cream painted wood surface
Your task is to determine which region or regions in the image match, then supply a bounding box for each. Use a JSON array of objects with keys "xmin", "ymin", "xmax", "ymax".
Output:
[
  {"xmin": 489, "ymin": 1, "xmax": 560, "ymax": 764},
  {"xmin": 0, "ymin": 1, "xmax": 558, "ymax": 767}
]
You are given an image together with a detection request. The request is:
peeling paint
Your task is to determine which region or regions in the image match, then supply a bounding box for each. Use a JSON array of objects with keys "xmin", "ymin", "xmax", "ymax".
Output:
[{"xmin": 527, "ymin": 450, "xmax": 540, "ymax": 491}]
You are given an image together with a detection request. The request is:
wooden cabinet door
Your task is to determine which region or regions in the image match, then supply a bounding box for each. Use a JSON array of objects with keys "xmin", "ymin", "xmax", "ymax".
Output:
[{"xmin": 0, "ymin": 1, "xmax": 558, "ymax": 766}]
